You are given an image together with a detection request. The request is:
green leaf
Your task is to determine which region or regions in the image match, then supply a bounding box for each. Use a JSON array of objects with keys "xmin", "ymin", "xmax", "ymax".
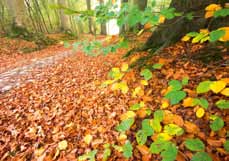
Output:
[
  {"xmin": 153, "ymin": 63, "xmax": 163, "ymax": 69},
  {"xmin": 161, "ymin": 8, "xmax": 176, "ymax": 19},
  {"xmin": 78, "ymin": 150, "xmax": 98, "ymax": 161},
  {"xmin": 165, "ymin": 91, "xmax": 187, "ymax": 105},
  {"xmin": 151, "ymin": 0, "xmax": 156, "ymax": 7},
  {"xmin": 182, "ymin": 77, "xmax": 189, "ymax": 86},
  {"xmin": 198, "ymin": 98, "xmax": 209, "ymax": 109},
  {"xmin": 163, "ymin": 124, "xmax": 184, "ymax": 136},
  {"xmin": 142, "ymin": 119, "xmax": 154, "ymax": 136},
  {"xmin": 115, "ymin": 118, "xmax": 135, "ymax": 132},
  {"xmin": 154, "ymin": 110, "xmax": 164, "ymax": 122},
  {"xmin": 149, "ymin": 140, "xmax": 170, "ymax": 154},
  {"xmin": 136, "ymin": 130, "xmax": 147, "ymax": 145},
  {"xmin": 102, "ymin": 144, "xmax": 111, "ymax": 161},
  {"xmin": 140, "ymin": 69, "xmax": 153, "ymax": 81},
  {"xmin": 72, "ymin": 42, "xmax": 80, "ymax": 51},
  {"xmin": 187, "ymin": 32, "xmax": 199, "ymax": 37},
  {"xmin": 216, "ymin": 100, "xmax": 229, "ymax": 110},
  {"xmin": 214, "ymin": 8, "xmax": 229, "ymax": 18},
  {"xmin": 184, "ymin": 138, "xmax": 205, "ymax": 151},
  {"xmin": 161, "ymin": 143, "xmax": 178, "ymax": 161},
  {"xmin": 210, "ymin": 30, "xmax": 226, "ymax": 42},
  {"xmin": 191, "ymin": 152, "xmax": 212, "ymax": 161},
  {"xmin": 210, "ymin": 117, "xmax": 224, "ymax": 132},
  {"xmin": 224, "ymin": 140, "xmax": 229, "ymax": 152},
  {"xmin": 196, "ymin": 81, "xmax": 212, "ymax": 94},
  {"xmin": 129, "ymin": 103, "xmax": 141, "ymax": 111},
  {"xmin": 123, "ymin": 141, "xmax": 133, "ymax": 158},
  {"xmin": 64, "ymin": 41, "xmax": 71, "ymax": 48},
  {"xmin": 168, "ymin": 80, "xmax": 182, "ymax": 91},
  {"xmin": 150, "ymin": 119, "xmax": 162, "ymax": 133}
]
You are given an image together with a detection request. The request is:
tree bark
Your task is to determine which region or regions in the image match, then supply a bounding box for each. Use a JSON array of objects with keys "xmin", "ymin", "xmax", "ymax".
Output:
[
  {"xmin": 134, "ymin": 0, "xmax": 147, "ymax": 11},
  {"xmin": 86, "ymin": 0, "xmax": 94, "ymax": 34},
  {"xmin": 58, "ymin": 0, "xmax": 70, "ymax": 32},
  {"xmin": 143, "ymin": 0, "xmax": 229, "ymax": 51},
  {"xmin": 5, "ymin": 0, "xmax": 27, "ymax": 27},
  {"xmin": 99, "ymin": 0, "xmax": 107, "ymax": 35}
]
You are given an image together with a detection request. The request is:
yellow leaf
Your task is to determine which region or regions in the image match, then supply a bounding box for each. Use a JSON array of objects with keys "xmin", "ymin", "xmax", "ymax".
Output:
[
  {"xmin": 120, "ymin": 111, "xmax": 136, "ymax": 120},
  {"xmin": 121, "ymin": 63, "xmax": 129, "ymax": 72},
  {"xmin": 205, "ymin": 4, "xmax": 222, "ymax": 11},
  {"xmin": 210, "ymin": 81, "xmax": 227, "ymax": 93},
  {"xmin": 221, "ymin": 88, "xmax": 229, "ymax": 96},
  {"xmin": 102, "ymin": 80, "xmax": 115, "ymax": 86},
  {"xmin": 181, "ymin": 35, "xmax": 191, "ymax": 42},
  {"xmin": 205, "ymin": 4, "xmax": 222, "ymax": 18},
  {"xmin": 112, "ymin": 67, "xmax": 120, "ymax": 73},
  {"xmin": 140, "ymin": 101, "xmax": 145, "ymax": 107},
  {"xmin": 58, "ymin": 140, "xmax": 68, "ymax": 150},
  {"xmin": 205, "ymin": 11, "xmax": 214, "ymax": 18},
  {"xmin": 132, "ymin": 86, "xmax": 144, "ymax": 97},
  {"xmin": 111, "ymin": 83, "xmax": 120, "ymax": 91},
  {"xmin": 130, "ymin": 55, "xmax": 140, "ymax": 64},
  {"xmin": 221, "ymin": 78, "xmax": 229, "ymax": 84},
  {"xmin": 161, "ymin": 100, "xmax": 169, "ymax": 109},
  {"xmin": 159, "ymin": 15, "xmax": 166, "ymax": 24},
  {"xmin": 196, "ymin": 108, "xmax": 205, "ymax": 118},
  {"xmin": 140, "ymin": 80, "xmax": 148, "ymax": 86},
  {"xmin": 200, "ymin": 29, "xmax": 209, "ymax": 34},
  {"xmin": 218, "ymin": 27, "xmax": 229, "ymax": 42},
  {"xmin": 119, "ymin": 81, "xmax": 129, "ymax": 94},
  {"xmin": 156, "ymin": 133, "xmax": 172, "ymax": 141},
  {"xmin": 84, "ymin": 134, "xmax": 93, "ymax": 145},
  {"xmin": 183, "ymin": 97, "xmax": 195, "ymax": 107},
  {"xmin": 118, "ymin": 133, "xmax": 127, "ymax": 141},
  {"xmin": 34, "ymin": 147, "xmax": 45, "ymax": 157}
]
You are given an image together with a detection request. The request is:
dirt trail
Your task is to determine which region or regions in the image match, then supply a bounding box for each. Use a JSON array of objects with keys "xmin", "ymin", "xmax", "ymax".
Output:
[{"xmin": 0, "ymin": 51, "xmax": 74, "ymax": 93}]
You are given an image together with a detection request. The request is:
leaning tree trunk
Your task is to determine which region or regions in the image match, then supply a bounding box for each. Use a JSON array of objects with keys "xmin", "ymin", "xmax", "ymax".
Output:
[{"xmin": 142, "ymin": 0, "xmax": 229, "ymax": 52}]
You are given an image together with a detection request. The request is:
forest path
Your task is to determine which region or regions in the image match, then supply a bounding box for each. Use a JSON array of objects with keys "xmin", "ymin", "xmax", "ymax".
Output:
[
  {"xmin": 0, "ymin": 45, "xmax": 128, "ymax": 160},
  {"xmin": 0, "ymin": 50, "xmax": 73, "ymax": 93}
]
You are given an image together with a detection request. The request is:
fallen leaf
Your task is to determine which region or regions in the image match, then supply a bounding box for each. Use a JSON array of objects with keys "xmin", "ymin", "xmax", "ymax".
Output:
[
  {"xmin": 120, "ymin": 111, "xmax": 136, "ymax": 120},
  {"xmin": 58, "ymin": 140, "xmax": 68, "ymax": 150},
  {"xmin": 221, "ymin": 88, "xmax": 229, "ymax": 96},
  {"xmin": 84, "ymin": 134, "xmax": 93, "ymax": 145},
  {"xmin": 210, "ymin": 81, "xmax": 226, "ymax": 93},
  {"xmin": 196, "ymin": 107, "xmax": 205, "ymax": 118}
]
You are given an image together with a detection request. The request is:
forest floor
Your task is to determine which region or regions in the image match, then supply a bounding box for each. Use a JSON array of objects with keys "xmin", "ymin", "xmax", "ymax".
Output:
[{"xmin": 0, "ymin": 34, "xmax": 228, "ymax": 161}]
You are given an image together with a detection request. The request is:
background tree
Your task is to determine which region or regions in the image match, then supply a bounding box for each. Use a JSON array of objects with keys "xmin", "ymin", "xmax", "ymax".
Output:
[
  {"xmin": 99, "ymin": 0, "xmax": 107, "ymax": 35},
  {"xmin": 58, "ymin": 0, "xmax": 70, "ymax": 32}
]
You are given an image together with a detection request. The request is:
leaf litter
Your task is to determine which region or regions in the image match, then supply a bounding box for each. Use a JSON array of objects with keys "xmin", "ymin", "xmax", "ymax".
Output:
[{"xmin": 0, "ymin": 33, "xmax": 228, "ymax": 160}]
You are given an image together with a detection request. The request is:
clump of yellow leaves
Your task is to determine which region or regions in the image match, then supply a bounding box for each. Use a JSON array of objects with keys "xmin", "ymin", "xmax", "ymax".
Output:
[
  {"xmin": 205, "ymin": 4, "xmax": 222, "ymax": 18},
  {"xmin": 132, "ymin": 86, "xmax": 144, "ymax": 97},
  {"xmin": 102, "ymin": 63, "xmax": 130, "ymax": 94}
]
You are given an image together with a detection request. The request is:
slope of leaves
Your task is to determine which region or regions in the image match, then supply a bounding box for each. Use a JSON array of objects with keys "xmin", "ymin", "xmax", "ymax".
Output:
[{"xmin": 0, "ymin": 33, "xmax": 228, "ymax": 160}]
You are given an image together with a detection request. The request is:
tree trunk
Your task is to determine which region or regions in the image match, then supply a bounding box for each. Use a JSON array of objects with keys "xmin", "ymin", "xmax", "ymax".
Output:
[
  {"xmin": 99, "ymin": 0, "xmax": 107, "ymax": 35},
  {"xmin": 58, "ymin": 0, "xmax": 70, "ymax": 32},
  {"xmin": 86, "ymin": 0, "xmax": 94, "ymax": 34},
  {"xmin": 134, "ymin": 0, "xmax": 147, "ymax": 11},
  {"xmin": 5, "ymin": 0, "xmax": 27, "ymax": 27},
  {"xmin": 143, "ymin": 0, "xmax": 229, "ymax": 52}
]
